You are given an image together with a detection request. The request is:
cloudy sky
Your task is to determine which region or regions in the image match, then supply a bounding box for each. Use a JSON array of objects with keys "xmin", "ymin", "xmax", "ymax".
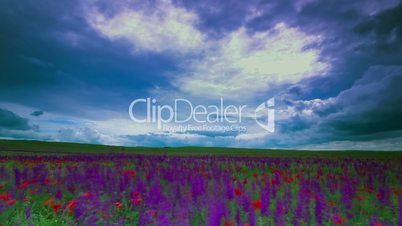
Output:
[{"xmin": 1, "ymin": 0, "xmax": 402, "ymax": 150}]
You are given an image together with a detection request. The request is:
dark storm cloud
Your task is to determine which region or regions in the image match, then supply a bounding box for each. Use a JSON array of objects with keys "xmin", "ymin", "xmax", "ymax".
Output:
[
  {"xmin": 280, "ymin": 66, "xmax": 402, "ymax": 143},
  {"xmin": 280, "ymin": 1, "xmax": 402, "ymax": 145},
  {"xmin": 0, "ymin": 108, "xmax": 43, "ymax": 140},
  {"xmin": 0, "ymin": 0, "xmax": 179, "ymax": 118},
  {"xmin": 0, "ymin": 108, "xmax": 31, "ymax": 131},
  {"xmin": 30, "ymin": 110, "xmax": 44, "ymax": 117},
  {"xmin": 261, "ymin": 0, "xmax": 402, "ymax": 101},
  {"xmin": 326, "ymin": 66, "xmax": 402, "ymax": 138},
  {"xmin": 354, "ymin": 2, "xmax": 402, "ymax": 53}
]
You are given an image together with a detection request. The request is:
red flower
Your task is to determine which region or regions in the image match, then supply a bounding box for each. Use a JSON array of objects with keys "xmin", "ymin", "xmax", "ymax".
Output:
[
  {"xmin": 151, "ymin": 211, "xmax": 158, "ymax": 218},
  {"xmin": 43, "ymin": 198, "xmax": 55, "ymax": 206},
  {"xmin": 114, "ymin": 201, "xmax": 123, "ymax": 208},
  {"xmin": 224, "ymin": 219, "xmax": 233, "ymax": 226},
  {"xmin": 366, "ymin": 186, "xmax": 374, "ymax": 193},
  {"xmin": 66, "ymin": 200, "xmax": 77, "ymax": 209},
  {"xmin": 122, "ymin": 170, "xmax": 137, "ymax": 178},
  {"xmin": 52, "ymin": 203, "xmax": 62, "ymax": 213},
  {"xmin": 252, "ymin": 200, "xmax": 262, "ymax": 209},
  {"xmin": 285, "ymin": 177, "xmax": 293, "ymax": 183},
  {"xmin": 18, "ymin": 181, "xmax": 29, "ymax": 189},
  {"xmin": 6, "ymin": 199, "xmax": 16, "ymax": 206},
  {"xmin": 44, "ymin": 177, "xmax": 52, "ymax": 184},
  {"xmin": 131, "ymin": 197, "xmax": 143, "ymax": 205},
  {"xmin": 333, "ymin": 214, "xmax": 345, "ymax": 225},
  {"xmin": 234, "ymin": 188, "xmax": 242, "ymax": 197},
  {"xmin": 242, "ymin": 179, "xmax": 248, "ymax": 185},
  {"xmin": 83, "ymin": 192, "xmax": 92, "ymax": 199},
  {"xmin": 0, "ymin": 192, "xmax": 11, "ymax": 201},
  {"xmin": 372, "ymin": 221, "xmax": 383, "ymax": 226}
]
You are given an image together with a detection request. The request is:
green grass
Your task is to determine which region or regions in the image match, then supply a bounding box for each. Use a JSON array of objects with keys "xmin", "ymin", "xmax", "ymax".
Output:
[{"xmin": 0, "ymin": 139, "xmax": 401, "ymax": 158}]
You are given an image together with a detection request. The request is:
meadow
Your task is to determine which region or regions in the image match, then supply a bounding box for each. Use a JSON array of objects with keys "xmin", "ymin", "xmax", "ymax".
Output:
[{"xmin": 0, "ymin": 140, "xmax": 401, "ymax": 225}]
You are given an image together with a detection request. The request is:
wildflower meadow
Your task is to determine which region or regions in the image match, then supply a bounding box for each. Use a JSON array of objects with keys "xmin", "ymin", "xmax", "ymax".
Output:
[{"xmin": 0, "ymin": 153, "xmax": 400, "ymax": 225}]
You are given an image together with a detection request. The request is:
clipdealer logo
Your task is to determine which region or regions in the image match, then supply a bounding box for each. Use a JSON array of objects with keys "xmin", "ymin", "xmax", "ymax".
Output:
[{"xmin": 128, "ymin": 98, "xmax": 275, "ymax": 132}]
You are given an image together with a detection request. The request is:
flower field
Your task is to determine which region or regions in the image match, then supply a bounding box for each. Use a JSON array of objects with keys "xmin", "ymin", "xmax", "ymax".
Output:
[{"xmin": 0, "ymin": 154, "xmax": 401, "ymax": 225}]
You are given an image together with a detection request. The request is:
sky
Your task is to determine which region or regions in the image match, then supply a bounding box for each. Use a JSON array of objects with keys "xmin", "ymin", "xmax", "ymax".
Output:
[{"xmin": 1, "ymin": 0, "xmax": 402, "ymax": 150}]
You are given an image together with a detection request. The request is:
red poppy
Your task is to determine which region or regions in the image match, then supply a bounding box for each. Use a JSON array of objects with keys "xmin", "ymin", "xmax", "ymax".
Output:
[
  {"xmin": 43, "ymin": 198, "xmax": 55, "ymax": 206},
  {"xmin": 234, "ymin": 188, "xmax": 242, "ymax": 197},
  {"xmin": 114, "ymin": 201, "xmax": 123, "ymax": 208},
  {"xmin": 224, "ymin": 219, "xmax": 233, "ymax": 226},
  {"xmin": 372, "ymin": 221, "xmax": 383, "ymax": 226},
  {"xmin": 252, "ymin": 200, "xmax": 262, "ymax": 209},
  {"xmin": 131, "ymin": 197, "xmax": 143, "ymax": 205},
  {"xmin": 242, "ymin": 179, "xmax": 248, "ymax": 185},
  {"xmin": 52, "ymin": 203, "xmax": 62, "ymax": 213},
  {"xmin": 6, "ymin": 199, "xmax": 16, "ymax": 206},
  {"xmin": 18, "ymin": 181, "xmax": 29, "ymax": 189},
  {"xmin": 332, "ymin": 214, "xmax": 345, "ymax": 225},
  {"xmin": 122, "ymin": 170, "xmax": 137, "ymax": 178},
  {"xmin": 67, "ymin": 200, "xmax": 77, "ymax": 210},
  {"xmin": 83, "ymin": 192, "xmax": 92, "ymax": 199},
  {"xmin": 391, "ymin": 187, "xmax": 398, "ymax": 196},
  {"xmin": 0, "ymin": 192, "xmax": 11, "ymax": 201},
  {"xmin": 44, "ymin": 177, "xmax": 52, "ymax": 184},
  {"xmin": 151, "ymin": 211, "xmax": 158, "ymax": 218}
]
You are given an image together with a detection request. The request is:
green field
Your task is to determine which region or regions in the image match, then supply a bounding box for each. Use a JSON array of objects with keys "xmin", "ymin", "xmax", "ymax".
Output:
[{"xmin": 0, "ymin": 139, "xmax": 401, "ymax": 158}]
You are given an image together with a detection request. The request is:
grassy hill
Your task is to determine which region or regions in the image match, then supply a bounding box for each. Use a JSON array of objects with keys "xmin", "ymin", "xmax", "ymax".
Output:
[{"xmin": 0, "ymin": 139, "xmax": 401, "ymax": 158}]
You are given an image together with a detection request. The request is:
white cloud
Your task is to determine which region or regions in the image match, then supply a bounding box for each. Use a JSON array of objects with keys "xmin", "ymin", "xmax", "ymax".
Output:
[
  {"xmin": 86, "ymin": 0, "xmax": 204, "ymax": 53},
  {"xmin": 176, "ymin": 23, "xmax": 330, "ymax": 100},
  {"xmin": 86, "ymin": 1, "xmax": 330, "ymax": 100},
  {"xmin": 55, "ymin": 125, "xmax": 123, "ymax": 145}
]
